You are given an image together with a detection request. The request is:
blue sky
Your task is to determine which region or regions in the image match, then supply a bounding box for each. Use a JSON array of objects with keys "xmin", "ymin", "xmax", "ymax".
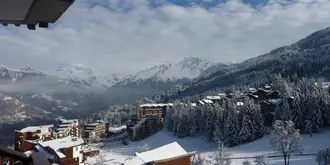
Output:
[{"xmin": 0, "ymin": 0, "xmax": 330, "ymax": 76}]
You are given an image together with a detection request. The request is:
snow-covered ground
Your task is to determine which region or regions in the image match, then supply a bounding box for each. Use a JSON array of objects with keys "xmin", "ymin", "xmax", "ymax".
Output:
[{"xmin": 86, "ymin": 129, "xmax": 330, "ymax": 165}]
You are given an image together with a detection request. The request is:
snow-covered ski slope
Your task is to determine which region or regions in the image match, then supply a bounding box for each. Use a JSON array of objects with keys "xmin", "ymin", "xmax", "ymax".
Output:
[{"xmin": 86, "ymin": 129, "xmax": 330, "ymax": 165}]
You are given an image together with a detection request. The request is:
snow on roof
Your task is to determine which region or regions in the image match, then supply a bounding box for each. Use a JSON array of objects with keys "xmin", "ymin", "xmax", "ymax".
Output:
[
  {"xmin": 24, "ymin": 150, "xmax": 36, "ymax": 157},
  {"xmin": 39, "ymin": 136, "xmax": 84, "ymax": 158},
  {"xmin": 58, "ymin": 124, "xmax": 71, "ymax": 127},
  {"xmin": 206, "ymin": 96, "xmax": 221, "ymax": 100},
  {"xmin": 123, "ymin": 142, "xmax": 195, "ymax": 165},
  {"xmin": 198, "ymin": 100, "xmax": 205, "ymax": 105},
  {"xmin": 264, "ymin": 85, "xmax": 271, "ymax": 89},
  {"xmin": 203, "ymin": 99, "xmax": 213, "ymax": 104},
  {"xmin": 218, "ymin": 93, "xmax": 226, "ymax": 96},
  {"xmin": 59, "ymin": 119, "xmax": 79, "ymax": 124},
  {"xmin": 249, "ymin": 88, "xmax": 256, "ymax": 91},
  {"xmin": 191, "ymin": 103, "xmax": 197, "ymax": 107},
  {"xmin": 267, "ymin": 99, "xmax": 282, "ymax": 105},
  {"xmin": 236, "ymin": 102, "xmax": 244, "ymax": 106},
  {"xmin": 35, "ymin": 145, "xmax": 56, "ymax": 159},
  {"xmin": 85, "ymin": 123, "xmax": 99, "ymax": 127},
  {"xmin": 19, "ymin": 125, "xmax": 53, "ymax": 134},
  {"xmin": 140, "ymin": 103, "xmax": 173, "ymax": 108},
  {"xmin": 109, "ymin": 125, "xmax": 127, "ymax": 133},
  {"xmin": 96, "ymin": 120, "xmax": 107, "ymax": 124}
]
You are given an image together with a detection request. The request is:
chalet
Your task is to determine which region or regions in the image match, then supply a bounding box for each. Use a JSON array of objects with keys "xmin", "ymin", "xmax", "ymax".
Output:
[
  {"xmin": 314, "ymin": 82, "xmax": 330, "ymax": 89},
  {"xmin": 35, "ymin": 136, "xmax": 85, "ymax": 165},
  {"xmin": 54, "ymin": 119, "xmax": 80, "ymax": 139},
  {"xmin": 197, "ymin": 100, "xmax": 205, "ymax": 106},
  {"xmin": 202, "ymin": 99, "xmax": 213, "ymax": 104},
  {"xmin": 121, "ymin": 142, "xmax": 196, "ymax": 165},
  {"xmin": 248, "ymin": 88, "xmax": 256, "ymax": 93},
  {"xmin": 205, "ymin": 96, "xmax": 221, "ymax": 103},
  {"xmin": 14, "ymin": 125, "xmax": 54, "ymax": 152},
  {"xmin": 265, "ymin": 90, "xmax": 280, "ymax": 100},
  {"xmin": 252, "ymin": 89, "xmax": 270, "ymax": 101},
  {"xmin": 83, "ymin": 120, "xmax": 109, "ymax": 139}
]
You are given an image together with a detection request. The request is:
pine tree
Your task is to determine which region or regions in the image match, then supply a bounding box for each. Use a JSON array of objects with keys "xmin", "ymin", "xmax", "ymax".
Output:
[
  {"xmin": 239, "ymin": 107, "xmax": 254, "ymax": 143},
  {"xmin": 190, "ymin": 105, "xmax": 198, "ymax": 136},
  {"xmin": 275, "ymin": 98, "xmax": 292, "ymax": 121},
  {"xmin": 291, "ymin": 90, "xmax": 304, "ymax": 129},
  {"xmin": 239, "ymin": 100, "xmax": 264, "ymax": 142},
  {"xmin": 223, "ymin": 101, "xmax": 240, "ymax": 146},
  {"xmin": 196, "ymin": 105, "xmax": 206, "ymax": 135},
  {"xmin": 213, "ymin": 103, "xmax": 225, "ymax": 142},
  {"xmin": 205, "ymin": 104, "xmax": 216, "ymax": 141},
  {"xmin": 164, "ymin": 106, "xmax": 174, "ymax": 131}
]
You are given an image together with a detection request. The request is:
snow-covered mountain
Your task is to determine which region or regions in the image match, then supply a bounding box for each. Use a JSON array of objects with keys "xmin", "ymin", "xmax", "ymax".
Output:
[
  {"xmin": 105, "ymin": 57, "xmax": 214, "ymax": 104},
  {"xmin": 120, "ymin": 57, "xmax": 214, "ymax": 84},
  {"xmin": 47, "ymin": 64, "xmax": 123, "ymax": 88}
]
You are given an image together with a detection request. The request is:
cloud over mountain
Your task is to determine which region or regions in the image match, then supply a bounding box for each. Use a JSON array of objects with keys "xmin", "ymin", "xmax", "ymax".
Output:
[{"xmin": 0, "ymin": 0, "xmax": 330, "ymax": 76}]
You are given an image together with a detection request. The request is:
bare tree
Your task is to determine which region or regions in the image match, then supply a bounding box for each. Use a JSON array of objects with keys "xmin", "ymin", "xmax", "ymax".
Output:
[
  {"xmin": 139, "ymin": 143, "xmax": 150, "ymax": 153},
  {"xmin": 242, "ymin": 159, "xmax": 251, "ymax": 165},
  {"xmin": 269, "ymin": 120, "xmax": 303, "ymax": 165},
  {"xmin": 95, "ymin": 153, "xmax": 106, "ymax": 163},
  {"xmin": 316, "ymin": 146, "xmax": 330, "ymax": 165},
  {"xmin": 203, "ymin": 141, "xmax": 231, "ymax": 165},
  {"xmin": 254, "ymin": 155, "xmax": 267, "ymax": 165}
]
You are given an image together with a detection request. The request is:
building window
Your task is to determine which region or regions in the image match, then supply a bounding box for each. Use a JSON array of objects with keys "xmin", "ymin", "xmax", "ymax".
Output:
[{"xmin": 76, "ymin": 147, "xmax": 78, "ymax": 151}]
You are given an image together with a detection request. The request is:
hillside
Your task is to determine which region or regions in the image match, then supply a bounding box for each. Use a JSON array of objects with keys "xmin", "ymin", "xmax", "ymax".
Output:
[
  {"xmin": 164, "ymin": 27, "xmax": 330, "ymax": 100},
  {"xmin": 86, "ymin": 129, "xmax": 330, "ymax": 165},
  {"xmin": 106, "ymin": 57, "xmax": 215, "ymax": 104}
]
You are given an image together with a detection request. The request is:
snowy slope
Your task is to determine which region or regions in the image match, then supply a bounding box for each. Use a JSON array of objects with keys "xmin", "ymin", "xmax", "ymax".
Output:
[
  {"xmin": 48, "ymin": 64, "xmax": 123, "ymax": 88},
  {"xmin": 121, "ymin": 57, "xmax": 214, "ymax": 83},
  {"xmin": 86, "ymin": 129, "xmax": 330, "ymax": 165}
]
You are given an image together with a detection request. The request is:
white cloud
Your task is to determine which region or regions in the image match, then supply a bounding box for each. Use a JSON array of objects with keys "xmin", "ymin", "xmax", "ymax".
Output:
[{"xmin": 0, "ymin": 0, "xmax": 330, "ymax": 76}]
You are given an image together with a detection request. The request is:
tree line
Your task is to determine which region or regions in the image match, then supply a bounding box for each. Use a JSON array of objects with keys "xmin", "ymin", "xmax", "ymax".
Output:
[{"xmin": 164, "ymin": 99, "xmax": 264, "ymax": 147}]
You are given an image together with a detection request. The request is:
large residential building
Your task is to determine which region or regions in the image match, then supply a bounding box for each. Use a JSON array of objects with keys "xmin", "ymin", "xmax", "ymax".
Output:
[
  {"xmin": 129, "ymin": 103, "xmax": 172, "ymax": 141},
  {"xmin": 137, "ymin": 103, "xmax": 173, "ymax": 121},
  {"xmin": 83, "ymin": 120, "xmax": 109, "ymax": 139},
  {"xmin": 34, "ymin": 136, "xmax": 85, "ymax": 165},
  {"xmin": 14, "ymin": 125, "xmax": 54, "ymax": 152},
  {"xmin": 121, "ymin": 142, "xmax": 196, "ymax": 165},
  {"xmin": 54, "ymin": 119, "xmax": 80, "ymax": 139}
]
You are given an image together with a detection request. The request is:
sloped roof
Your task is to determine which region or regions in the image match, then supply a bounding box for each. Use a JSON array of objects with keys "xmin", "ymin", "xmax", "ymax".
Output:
[
  {"xmin": 140, "ymin": 103, "xmax": 173, "ymax": 108},
  {"xmin": 122, "ymin": 142, "xmax": 195, "ymax": 165},
  {"xmin": 39, "ymin": 136, "xmax": 84, "ymax": 158},
  {"xmin": 206, "ymin": 96, "xmax": 221, "ymax": 100},
  {"xmin": 19, "ymin": 125, "xmax": 53, "ymax": 133},
  {"xmin": 203, "ymin": 99, "xmax": 213, "ymax": 104}
]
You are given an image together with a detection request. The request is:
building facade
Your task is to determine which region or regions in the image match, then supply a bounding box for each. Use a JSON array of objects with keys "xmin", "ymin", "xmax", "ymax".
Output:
[
  {"xmin": 35, "ymin": 136, "xmax": 85, "ymax": 165},
  {"xmin": 83, "ymin": 120, "xmax": 109, "ymax": 139},
  {"xmin": 14, "ymin": 125, "xmax": 54, "ymax": 152}
]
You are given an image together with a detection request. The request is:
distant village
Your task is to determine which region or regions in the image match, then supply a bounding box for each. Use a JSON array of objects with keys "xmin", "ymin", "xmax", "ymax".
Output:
[{"xmin": 1, "ymin": 82, "xmax": 329, "ymax": 165}]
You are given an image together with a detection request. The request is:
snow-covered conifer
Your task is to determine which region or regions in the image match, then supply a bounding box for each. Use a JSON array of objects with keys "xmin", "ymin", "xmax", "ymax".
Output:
[{"xmin": 223, "ymin": 101, "xmax": 240, "ymax": 146}]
